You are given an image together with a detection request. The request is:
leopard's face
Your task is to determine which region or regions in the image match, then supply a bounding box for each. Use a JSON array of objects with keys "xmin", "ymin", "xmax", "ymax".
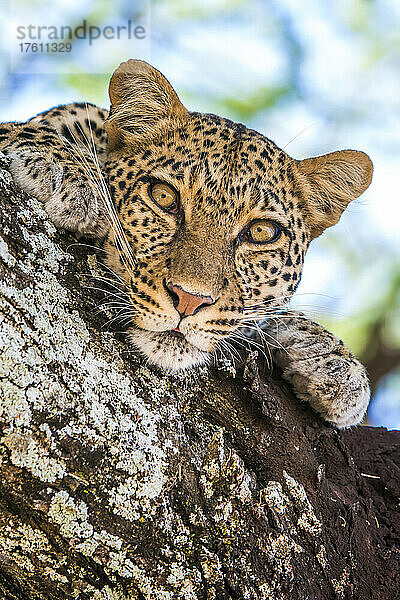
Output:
[
  {"xmin": 104, "ymin": 114, "xmax": 307, "ymax": 370},
  {"xmin": 102, "ymin": 60, "xmax": 373, "ymax": 372}
]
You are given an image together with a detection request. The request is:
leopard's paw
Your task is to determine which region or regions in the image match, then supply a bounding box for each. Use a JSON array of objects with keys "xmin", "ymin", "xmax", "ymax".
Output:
[
  {"xmin": 9, "ymin": 151, "xmax": 109, "ymax": 238},
  {"xmin": 45, "ymin": 173, "xmax": 109, "ymax": 238},
  {"xmin": 258, "ymin": 316, "xmax": 370, "ymax": 428},
  {"xmin": 280, "ymin": 353, "xmax": 370, "ymax": 428},
  {"xmin": 9, "ymin": 150, "xmax": 61, "ymax": 200}
]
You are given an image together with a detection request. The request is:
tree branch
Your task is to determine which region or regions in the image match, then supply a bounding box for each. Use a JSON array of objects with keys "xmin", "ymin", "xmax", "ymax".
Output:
[{"xmin": 0, "ymin": 153, "xmax": 398, "ymax": 600}]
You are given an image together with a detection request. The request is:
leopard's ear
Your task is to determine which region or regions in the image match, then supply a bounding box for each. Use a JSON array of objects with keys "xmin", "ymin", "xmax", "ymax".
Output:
[
  {"xmin": 105, "ymin": 59, "xmax": 188, "ymax": 150},
  {"xmin": 296, "ymin": 150, "xmax": 373, "ymax": 239}
]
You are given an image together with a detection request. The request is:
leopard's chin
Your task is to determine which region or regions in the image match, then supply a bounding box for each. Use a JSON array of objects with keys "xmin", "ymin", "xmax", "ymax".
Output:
[{"xmin": 128, "ymin": 327, "xmax": 211, "ymax": 372}]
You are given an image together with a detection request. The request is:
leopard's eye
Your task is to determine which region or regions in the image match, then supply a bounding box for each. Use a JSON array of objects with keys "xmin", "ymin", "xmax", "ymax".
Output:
[
  {"xmin": 246, "ymin": 220, "xmax": 281, "ymax": 244},
  {"xmin": 149, "ymin": 182, "xmax": 179, "ymax": 213}
]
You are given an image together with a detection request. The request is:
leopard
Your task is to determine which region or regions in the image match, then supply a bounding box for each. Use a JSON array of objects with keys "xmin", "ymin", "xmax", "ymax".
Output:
[{"xmin": 0, "ymin": 59, "xmax": 374, "ymax": 428}]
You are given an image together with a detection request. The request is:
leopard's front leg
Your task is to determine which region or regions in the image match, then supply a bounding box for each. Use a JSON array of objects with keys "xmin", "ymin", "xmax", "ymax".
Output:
[
  {"xmin": 0, "ymin": 122, "xmax": 109, "ymax": 238},
  {"xmin": 259, "ymin": 314, "xmax": 370, "ymax": 428}
]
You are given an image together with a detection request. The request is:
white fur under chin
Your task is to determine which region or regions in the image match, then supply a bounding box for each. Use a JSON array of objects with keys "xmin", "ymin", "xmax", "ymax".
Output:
[{"xmin": 128, "ymin": 327, "xmax": 211, "ymax": 372}]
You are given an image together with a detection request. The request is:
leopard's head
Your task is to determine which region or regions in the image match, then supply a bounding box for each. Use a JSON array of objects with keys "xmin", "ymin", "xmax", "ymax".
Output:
[{"xmin": 103, "ymin": 59, "xmax": 373, "ymax": 372}]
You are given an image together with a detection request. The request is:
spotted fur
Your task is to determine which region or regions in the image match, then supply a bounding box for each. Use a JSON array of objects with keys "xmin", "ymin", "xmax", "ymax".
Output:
[{"xmin": 0, "ymin": 59, "xmax": 373, "ymax": 427}]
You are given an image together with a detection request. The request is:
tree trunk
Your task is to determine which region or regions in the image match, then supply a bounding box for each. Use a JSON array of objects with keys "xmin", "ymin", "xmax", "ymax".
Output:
[{"xmin": 0, "ymin": 152, "xmax": 398, "ymax": 600}]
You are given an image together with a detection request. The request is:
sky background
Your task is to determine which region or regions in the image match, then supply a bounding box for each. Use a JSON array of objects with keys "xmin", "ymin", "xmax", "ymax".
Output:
[{"xmin": 1, "ymin": 0, "xmax": 399, "ymax": 428}]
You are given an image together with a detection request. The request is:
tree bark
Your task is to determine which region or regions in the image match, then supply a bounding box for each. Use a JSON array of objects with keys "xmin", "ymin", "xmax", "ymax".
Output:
[{"xmin": 0, "ymin": 152, "xmax": 398, "ymax": 600}]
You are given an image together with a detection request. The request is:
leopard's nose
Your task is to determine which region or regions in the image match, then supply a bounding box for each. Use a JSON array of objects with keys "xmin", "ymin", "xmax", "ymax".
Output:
[{"xmin": 166, "ymin": 283, "xmax": 215, "ymax": 317}]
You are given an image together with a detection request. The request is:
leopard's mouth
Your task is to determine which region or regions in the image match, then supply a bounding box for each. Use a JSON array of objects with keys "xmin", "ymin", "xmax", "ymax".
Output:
[
  {"xmin": 168, "ymin": 328, "xmax": 185, "ymax": 339},
  {"xmin": 128, "ymin": 325, "xmax": 211, "ymax": 372}
]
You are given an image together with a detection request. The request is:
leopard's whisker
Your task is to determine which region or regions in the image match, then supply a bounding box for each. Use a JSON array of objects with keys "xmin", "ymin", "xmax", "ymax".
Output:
[
  {"xmin": 58, "ymin": 122, "xmax": 137, "ymax": 278},
  {"xmin": 65, "ymin": 241, "xmax": 107, "ymax": 255},
  {"xmin": 238, "ymin": 321, "xmax": 288, "ymax": 355},
  {"xmin": 81, "ymin": 273, "xmax": 130, "ymax": 297},
  {"xmin": 230, "ymin": 329, "xmax": 272, "ymax": 365},
  {"xmin": 232, "ymin": 334, "xmax": 272, "ymax": 369},
  {"xmin": 282, "ymin": 124, "xmax": 314, "ymax": 152},
  {"xmin": 100, "ymin": 309, "xmax": 136, "ymax": 330},
  {"xmin": 83, "ymin": 107, "xmax": 138, "ymax": 272},
  {"xmin": 82, "ymin": 277, "xmax": 129, "ymax": 296},
  {"xmin": 242, "ymin": 290, "xmax": 338, "ymax": 309},
  {"xmin": 217, "ymin": 338, "xmax": 241, "ymax": 364},
  {"xmin": 92, "ymin": 299, "xmax": 133, "ymax": 315},
  {"xmin": 95, "ymin": 300, "xmax": 133, "ymax": 314},
  {"xmin": 83, "ymin": 284, "xmax": 130, "ymax": 301},
  {"xmin": 213, "ymin": 343, "xmax": 229, "ymax": 366},
  {"xmin": 89, "ymin": 261, "xmax": 128, "ymax": 285}
]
